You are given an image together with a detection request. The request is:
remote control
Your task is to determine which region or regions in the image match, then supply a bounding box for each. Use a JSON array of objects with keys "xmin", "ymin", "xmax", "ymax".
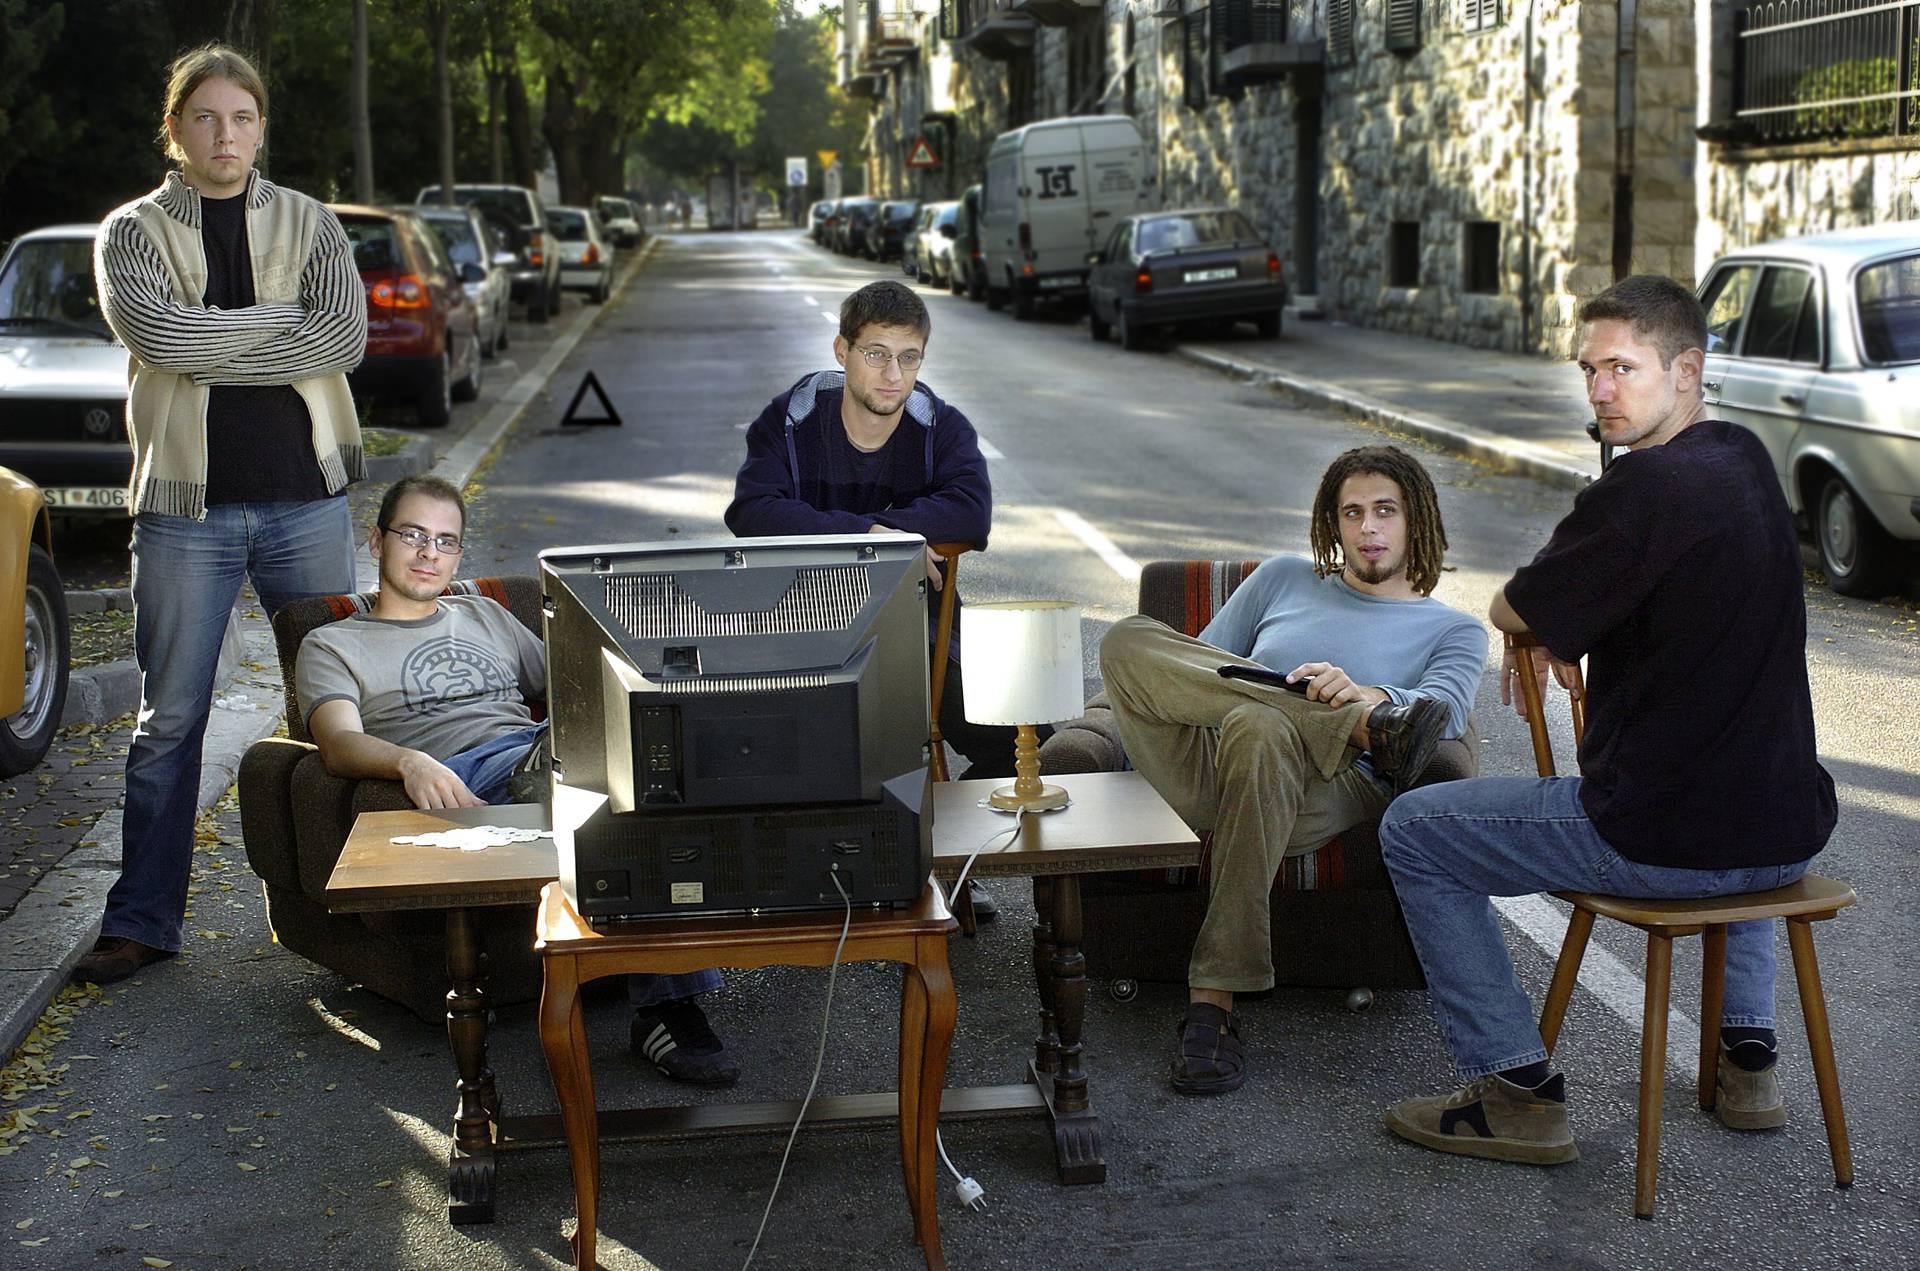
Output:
[{"xmin": 1218, "ymin": 664, "xmax": 1310, "ymax": 695}]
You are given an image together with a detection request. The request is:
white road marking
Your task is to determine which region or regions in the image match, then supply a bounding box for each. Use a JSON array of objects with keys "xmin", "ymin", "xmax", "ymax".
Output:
[
  {"xmin": 977, "ymin": 437, "xmax": 1003, "ymax": 460},
  {"xmin": 1493, "ymin": 893, "xmax": 1701, "ymax": 1081},
  {"xmin": 1053, "ymin": 508, "xmax": 1142, "ymax": 584},
  {"xmin": 803, "ymin": 295, "xmax": 819, "ymax": 307},
  {"xmin": 821, "ymin": 312, "xmax": 836, "ymax": 322}
]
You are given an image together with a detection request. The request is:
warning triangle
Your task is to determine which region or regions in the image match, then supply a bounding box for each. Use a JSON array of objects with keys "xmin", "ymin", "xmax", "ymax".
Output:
[
  {"xmin": 906, "ymin": 136, "xmax": 938, "ymax": 169},
  {"xmin": 560, "ymin": 369, "xmax": 622, "ymax": 427}
]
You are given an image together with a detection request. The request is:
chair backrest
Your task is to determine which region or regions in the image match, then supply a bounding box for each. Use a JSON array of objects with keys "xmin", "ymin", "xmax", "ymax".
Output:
[
  {"xmin": 1507, "ymin": 631, "xmax": 1587, "ymax": 778},
  {"xmin": 925, "ymin": 543, "xmax": 970, "ymax": 783},
  {"xmin": 272, "ymin": 575, "xmax": 544, "ymax": 744},
  {"xmin": 1139, "ymin": 560, "xmax": 1260, "ymax": 636}
]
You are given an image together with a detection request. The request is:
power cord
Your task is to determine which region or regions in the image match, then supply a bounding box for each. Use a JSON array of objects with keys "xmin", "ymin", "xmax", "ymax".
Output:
[{"xmin": 741, "ymin": 866, "xmax": 854, "ymax": 1270}]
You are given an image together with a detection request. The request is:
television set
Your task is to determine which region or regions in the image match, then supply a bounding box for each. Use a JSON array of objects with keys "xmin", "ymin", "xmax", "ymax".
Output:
[{"xmin": 538, "ymin": 533, "xmax": 934, "ymax": 920}]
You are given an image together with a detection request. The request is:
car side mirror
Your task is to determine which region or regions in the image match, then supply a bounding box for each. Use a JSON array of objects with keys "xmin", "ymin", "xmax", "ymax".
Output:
[
  {"xmin": 460, "ymin": 262, "xmax": 486, "ymax": 284},
  {"xmin": 490, "ymin": 250, "xmax": 517, "ymax": 268}
]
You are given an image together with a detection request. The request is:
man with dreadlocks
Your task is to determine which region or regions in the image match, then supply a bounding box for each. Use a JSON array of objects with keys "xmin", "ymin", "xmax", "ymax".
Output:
[{"xmin": 1100, "ymin": 444, "xmax": 1486, "ymax": 1095}]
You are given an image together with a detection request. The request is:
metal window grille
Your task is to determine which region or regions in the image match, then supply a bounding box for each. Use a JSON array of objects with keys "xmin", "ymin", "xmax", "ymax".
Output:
[
  {"xmin": 1217, "ymin": 0, "xmax": 1288, "ymax": 48},
  {"xmin": 1461, "ymin": 0, "xmax": 1501, "ymax": 33},
  {"xmin": 1735, "ymin": 0, "xmax": 1920, "ymax": 143},
  {"xmin": 939, "ymin": 0, "xmax": 966, "ymax": 41},
  {"xmin": 1387, "ymin": 0, "xmax": 1423, "ymax": 52},
  {"xmin": 1185, "ymin": 9, "xmax": 1210, "ymax": 109},
  {"xmin": 1328, "ymin": 0, "xmax": 1357, "ymax": 62}
]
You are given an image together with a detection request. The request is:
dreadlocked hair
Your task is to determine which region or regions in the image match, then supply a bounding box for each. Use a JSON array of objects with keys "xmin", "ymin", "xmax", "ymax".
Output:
[{"xmin": 1308, "ymin": 445, "xmax": 1449, "ymax": 596}]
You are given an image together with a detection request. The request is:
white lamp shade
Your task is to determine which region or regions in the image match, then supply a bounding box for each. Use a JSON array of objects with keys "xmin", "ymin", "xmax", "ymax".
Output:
[{"xmin": 961, "ymin": 600, "xmax": 1084, "ymax": 726}]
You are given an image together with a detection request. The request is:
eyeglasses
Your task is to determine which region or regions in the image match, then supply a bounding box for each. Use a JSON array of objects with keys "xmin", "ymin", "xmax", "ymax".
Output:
[
  {"xmin": 381, "ymin": 525, "xmax": 464, "ymax": 555},
  {"xmin": 856, "ymin": 345, "xmax": 923, "ymax": 372}
]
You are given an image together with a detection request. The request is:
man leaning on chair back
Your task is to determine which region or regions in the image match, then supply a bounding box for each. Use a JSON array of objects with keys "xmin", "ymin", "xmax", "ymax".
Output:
[{"xmin": 1376, "ymin": 274, "xmax": 1837, "ymax": 1166}]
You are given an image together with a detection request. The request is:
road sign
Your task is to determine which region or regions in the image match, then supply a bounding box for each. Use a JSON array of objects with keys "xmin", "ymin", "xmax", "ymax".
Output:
[
  {"xmin": 816, "ymin": 149, "xmax": 838, "ymax": 172},
  {"xmin": 906, "ymin": 137, "xmax": 938, "ymax": 169},
  {"xmin": 785, "ymin": 156, "xmax": 807, "ymax": 187}
]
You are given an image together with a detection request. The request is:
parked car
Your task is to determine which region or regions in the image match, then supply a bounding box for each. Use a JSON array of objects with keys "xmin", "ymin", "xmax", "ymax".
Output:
[
  {"xmin": 547, "ymin": 205, "xmax": 614, "ymax": 305},
  {"xmin": 834, "ymin": 198, "xmax": 881, "ymax": 255},
  {"xmin": 980, "ymin": 115, "xmax": 1153, "ymax": 318},
  {"xmin": 333, "ymin": 205, "xmax": 483, "ymax": 427},
  {"xmin": 0, "ymin": 224, "xmax": 133, "ymax": 517},
  {"xmin": 915, "ymin": 201, "xmax": 961, "ymax": 287},
  {"xmin": 413, "ymin": 203, "xmax": 513, "ymax": 359},
  {"xmin": 1086, "ymin": 208, "xmax": 1287, "ymax": 351},
  {"xmin": 1695, "ymin": 223, "xmax": 1920, "ymax": 596},
  {"xmin": 416, "ymin": 183, "xmax": 561, "ymax": 323},
  {"xmin": 867, "ymin": 199, "xmax": 920, "ymax": 262},
  {"xmin": 0, "ymin": 465, "xmax": 68, "ymax": 776},
  {"xmin": 595, "ymin": 196, "xmax": 643, "ymax": 248},
  {"xmin": 808, "ymin": 199, "xmax": 836, "ymax": 244},
  {"xmin": 950, "ymin": 184, "xmax": 985, "ymax": 301}
]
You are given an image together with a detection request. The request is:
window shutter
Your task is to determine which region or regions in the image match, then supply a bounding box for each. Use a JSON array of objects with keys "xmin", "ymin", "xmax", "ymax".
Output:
[
  {"xmin": 1328, "ymin": 0, "xmax": 1355, "ymax": 63},
  {"xmin": 1184, "ymin": 10, "xmax": 1209, "ymax": 109},
  {"xmin": 1386, "ymin": 0, "xmax": 1422, "ymax": 53}
]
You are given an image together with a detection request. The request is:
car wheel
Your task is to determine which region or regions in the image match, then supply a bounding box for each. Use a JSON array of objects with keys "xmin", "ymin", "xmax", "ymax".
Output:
[
  {"xmin": 495, "ymin": 307, "xmax": 509, "ymax": 351},
  {"xmin": 0, "ymin": 546, "xmax": 69, "ymax": 778},
  {"xmin": 948, "ymin": 271, "xmax": 963, "ymax": 296},
  {"xmin": 1816, "ymin": 475, "xmax": 1902, "ymax": 598},
  {"xmin": 590, "ymin": 275, "xmax": 610, "ymax": 305},
  {"xmin": 1089, "ymin": 302, "xmax": 1111, "ymax": 343},
  {"xmin": 526, "ymin": 283, "xmax": 551, "ymax": 325},
  {"xmin": 452, "ymin": 334, "xmax": 482, "ymax": 402},
  {"xmin": 967, "ymin": 271, "xmax": 984, "ymax": 302},
  {"xmin": 417, "ymin": 349, "xmax": 454, "ymax": 426},
  {"xmin": 1011, "ymin": 283, "xmax": 1035, "ymax": 322},
  {"xmin": 546, "ymin": 281, "xmax": 563, "ymax": 319},
  {"xmin": 1256, "ymin": 309, "xmax": 1282, "ymax": 339},
  {"xmin": 1117, "ymin": 304, "xmax": 1148, "ymax": 351}
]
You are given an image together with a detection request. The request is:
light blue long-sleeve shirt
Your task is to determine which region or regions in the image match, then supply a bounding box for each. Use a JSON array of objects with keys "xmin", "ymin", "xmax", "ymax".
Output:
[{"xmin": 1197, "ymin": 555, "xmax": 1487, "ymax": 737}]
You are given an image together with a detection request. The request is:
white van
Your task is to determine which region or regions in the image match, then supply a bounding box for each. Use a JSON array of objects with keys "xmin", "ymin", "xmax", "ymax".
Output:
[{"xmin": 979, "ymin": 115, "xmax": 1154, "ymax": 320}]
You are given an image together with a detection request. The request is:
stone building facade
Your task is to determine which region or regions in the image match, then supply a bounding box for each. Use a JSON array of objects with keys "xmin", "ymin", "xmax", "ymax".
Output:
[{"xmin": 842, "ymin": 1, "xmax": 1918, "ymax": 357}]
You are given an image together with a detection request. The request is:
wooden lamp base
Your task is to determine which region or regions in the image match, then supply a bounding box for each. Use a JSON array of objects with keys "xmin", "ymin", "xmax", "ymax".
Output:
[{"xmin": 987, "ymin": 723, "xmax": 1069, "ymax": 813}]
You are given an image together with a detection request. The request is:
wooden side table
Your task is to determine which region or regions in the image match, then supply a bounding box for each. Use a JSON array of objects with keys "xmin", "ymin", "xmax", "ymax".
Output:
[
  {"xmin": 534, "ymin": 880, "xmax": 960, "ymax": 1271},
  {"xmin": 930, "ymin": 771, "xmax": 1200, "ymax": 1185},
  {"xmin": 324, "ymin": 803, "xmax": 556, "ymax": 1224}
]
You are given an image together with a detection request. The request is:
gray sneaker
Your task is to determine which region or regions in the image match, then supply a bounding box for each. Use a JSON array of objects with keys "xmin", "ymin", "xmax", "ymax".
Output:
[
  {"xmin": 1385, "ymin": 1072, "xmax": 1579, "ymax": 1165},
  {"xmin": 1714, "ymin": 1042, "xmax": 1787, "ymax": 1130}
]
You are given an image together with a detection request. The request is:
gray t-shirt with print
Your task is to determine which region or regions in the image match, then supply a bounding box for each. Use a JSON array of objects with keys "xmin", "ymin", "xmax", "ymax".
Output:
[{"xmin": 294, "ymin": 594, "xmax": 546, "ymax": 759}]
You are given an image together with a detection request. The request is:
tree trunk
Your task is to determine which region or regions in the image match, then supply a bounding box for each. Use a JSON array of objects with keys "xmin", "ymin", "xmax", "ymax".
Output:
[
  {"xmin": 431, "ymin": 1, "xmax": 455, "ymax": 205},
  {"xmin": 504, "ymin": 58, "xmax": 537, "ymax": 190},
  {"xmin": 225, "ymin": 0, "xmax": 276, "ymax": 85},
  {"xmin": 350, "ymin": 0, "xmax": 374, "ymax": 202},
  {"xmin": 583, "ymin": 109, "xmax": 623, "ymax": 201},
  {"xmin": 542, "ymin": 66, "xmax": 584, "ymax": 205}
]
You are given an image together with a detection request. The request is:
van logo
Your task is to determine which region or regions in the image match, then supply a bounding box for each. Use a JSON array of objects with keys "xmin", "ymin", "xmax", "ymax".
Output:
[{"xmin": 1034, "ymin": 165, "xmax": 1079, "ymax": 200}]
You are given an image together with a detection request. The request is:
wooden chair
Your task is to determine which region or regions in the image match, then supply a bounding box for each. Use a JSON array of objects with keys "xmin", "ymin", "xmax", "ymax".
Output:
[
  {"xmin": 927, "ymin": 543, "xmax": 983, "ymax": 936},
  {"xmin": 1507, "ymin": 631, "xmax": 1855, "ymax": 1219},
  {"xmin": 534, "ymin": 880, "xmax": 959, "ymax": 1270}
]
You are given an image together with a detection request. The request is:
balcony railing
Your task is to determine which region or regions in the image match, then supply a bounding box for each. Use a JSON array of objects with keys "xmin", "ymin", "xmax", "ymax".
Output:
[
  {"xmin": 1735, "ymin": 0, "xmax": 1920, "ymax": 143},
  {"xmin": 1216, "ymin": 0, "xmax": 1324, "ymax": 83}
]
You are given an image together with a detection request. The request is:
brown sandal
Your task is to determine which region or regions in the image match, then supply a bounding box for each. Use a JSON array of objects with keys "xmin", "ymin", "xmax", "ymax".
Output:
[{"xmin": 1171, "ymin": 1002, "xmax": 1245, "ymax": 1095}]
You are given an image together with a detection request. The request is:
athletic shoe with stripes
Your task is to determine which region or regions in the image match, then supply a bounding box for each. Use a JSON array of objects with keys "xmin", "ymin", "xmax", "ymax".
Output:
[{"xmin": 630, "ymin": 999, "xmax": 740, "ymax": 1087}]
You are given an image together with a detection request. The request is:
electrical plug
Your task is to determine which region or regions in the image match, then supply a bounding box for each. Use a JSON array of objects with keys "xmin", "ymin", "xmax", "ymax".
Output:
[{"xmin": 953, "ymin": 1176, "xmax": 986, "ymax": 1212}]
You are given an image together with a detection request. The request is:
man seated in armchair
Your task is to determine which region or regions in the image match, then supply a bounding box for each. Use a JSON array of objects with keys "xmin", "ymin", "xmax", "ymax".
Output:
[
  {"xmin": 1098, "ymin": 446, "xmax": 1487, "ymax": 1095},
  {"xmin": 295, "ymin": 475, "xmax": 739, "ymax": 1087}
]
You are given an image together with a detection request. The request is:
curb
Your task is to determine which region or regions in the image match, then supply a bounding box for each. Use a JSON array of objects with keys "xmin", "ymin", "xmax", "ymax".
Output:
[
  {"xmin": 362, "ymin": 432, "xmax": 435, "ymax": 484},
  {"xmin": 1172, "ymin": 345, "xmax": 1598, "ymax": 493},
  {"xmin": 2, "ymin": 240, "xmax": 659, "ymax": 1065}
]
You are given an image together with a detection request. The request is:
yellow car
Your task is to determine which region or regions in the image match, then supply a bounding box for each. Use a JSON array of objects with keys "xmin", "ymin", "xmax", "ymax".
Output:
[{"xmin": 0, "ymin": 466, "xmax": 69, "ymax": 776}]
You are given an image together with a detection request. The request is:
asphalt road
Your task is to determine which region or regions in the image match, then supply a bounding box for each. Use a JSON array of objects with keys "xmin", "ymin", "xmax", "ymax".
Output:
[{"xmin": 2, "ymin": 231, "xmax": 1913, "ymax": 1270}]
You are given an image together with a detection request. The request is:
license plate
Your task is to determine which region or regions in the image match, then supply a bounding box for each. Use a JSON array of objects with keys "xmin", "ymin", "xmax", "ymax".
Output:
[
  {"xmin": 45, "ymin": 486, "xmax": 128, "ymax": 511},
  {"xmin": 1037, "ymin": 276, "xmax": 1080, "ymax": 290},
  {"xmin": 1184, "ymin": 267, "xmax": 1238, "ymax": 284}
]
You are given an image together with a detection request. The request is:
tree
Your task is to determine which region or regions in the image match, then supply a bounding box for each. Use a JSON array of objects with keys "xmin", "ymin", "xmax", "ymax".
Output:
[
  {"xmin": 351, "ymin": 0, "xmax": 374, "ymax": 202},
  {"xmin": 0, "ymin": 0, "xmax": 64, "ymax": 196}
]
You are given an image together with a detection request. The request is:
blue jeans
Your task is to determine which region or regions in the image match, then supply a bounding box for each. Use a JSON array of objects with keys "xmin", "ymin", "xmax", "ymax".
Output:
[
  {"xmin": 106, "ymin": 499, "xmax": 357, "ymax": 952},
  {"xmin": 1379, "ymin": 776, "xmax": 1810, "ymax": 1082},
  {"xmin": 441, "ymin": 724, "xmax": 720, "ymax": 1008}
]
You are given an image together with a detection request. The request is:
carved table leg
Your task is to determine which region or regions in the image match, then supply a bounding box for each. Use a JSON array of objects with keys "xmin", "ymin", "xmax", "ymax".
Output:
[
  {"xmin": 1032, "ymin": 875, "xmax": 1105, "ymax": 1185},
  {"xmin": 445, "ymin": 907, "xmax": 498, "ymax": 1224},
  {"xmin": 1030, "ymin": 875, "xmax": 1060, "ymax": 1078}
]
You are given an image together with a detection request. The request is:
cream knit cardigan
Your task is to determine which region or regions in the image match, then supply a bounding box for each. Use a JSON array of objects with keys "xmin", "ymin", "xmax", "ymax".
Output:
[{"xmin": 95, "ymin": 169, "xmax": 367, "ymax": 519}]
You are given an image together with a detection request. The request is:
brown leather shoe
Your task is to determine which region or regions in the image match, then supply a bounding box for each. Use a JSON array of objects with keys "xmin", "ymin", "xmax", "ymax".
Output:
[
  {"xmin": 70, "ymin": 936, "xmax": 174, "ymax": 985},
  {"xmin": 1367, "ymin": 696, "xmax": 1449, "ymax": 794}
]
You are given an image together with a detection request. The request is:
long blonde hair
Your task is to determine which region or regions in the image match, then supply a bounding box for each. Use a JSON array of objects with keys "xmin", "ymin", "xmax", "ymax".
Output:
[{"xmin": 159, "ymin": 44, "xmax": 268, "ymax": 164}]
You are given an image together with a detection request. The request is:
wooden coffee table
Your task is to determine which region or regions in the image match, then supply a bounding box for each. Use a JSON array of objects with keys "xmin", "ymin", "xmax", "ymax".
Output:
[
  {"xmin": 325, "ymin": 803, "xmax": 556, "ymax": 1224},
  {"xmin": 930, "ymin": 770, "xmax": 1200, "ymax": 1184}
]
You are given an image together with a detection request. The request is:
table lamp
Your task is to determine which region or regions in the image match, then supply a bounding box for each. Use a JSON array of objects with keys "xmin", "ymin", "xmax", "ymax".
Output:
[{"xmin": 961, "ymin": 600, "xmax": 1084, "ymax": 813}]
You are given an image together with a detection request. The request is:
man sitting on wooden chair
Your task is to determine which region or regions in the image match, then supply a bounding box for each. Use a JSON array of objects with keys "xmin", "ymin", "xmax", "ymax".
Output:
[
  {"xmin": 296, "ymin": 476, "xmax": 739, "ymax": 1087},
  {"xmin": 1100, "ymin": 445, "xmax": 1487, "ymax": 1095},
  {"xmin": 725, "ymin": 279, "xmax": 1013, "ymax": 919},
  {"xmin": 1377, "ymin": 275, "xmax": 1837, "ymax": 1165}
]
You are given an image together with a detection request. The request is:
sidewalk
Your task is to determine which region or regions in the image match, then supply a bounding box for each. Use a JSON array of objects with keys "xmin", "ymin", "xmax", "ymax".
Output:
[
  {"xmin": 0, "ymin": 240, "xmax": 658, "ymax": 1065},
  {"xmin": 1175, "ymin": 315, "xmax": 1603, "ymax": 491}
]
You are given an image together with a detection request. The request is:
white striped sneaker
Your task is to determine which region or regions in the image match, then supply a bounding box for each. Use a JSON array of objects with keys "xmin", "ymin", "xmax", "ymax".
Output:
[{"xmin": 630, "ymin": 999, "xmax": 740, "ymax": 1087}]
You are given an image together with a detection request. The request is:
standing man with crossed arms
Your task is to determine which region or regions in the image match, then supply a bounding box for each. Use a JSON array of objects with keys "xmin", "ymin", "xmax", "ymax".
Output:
[{"xmin": 78, "ymin": 44, "xmax": 367, "ymax": 985}]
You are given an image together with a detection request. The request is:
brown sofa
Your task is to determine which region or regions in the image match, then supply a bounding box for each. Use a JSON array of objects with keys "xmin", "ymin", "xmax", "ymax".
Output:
[
  {"xmin": 237, "ymin": 576, "xmax": 545, "ymax": 1023},
  {"xmin": 1038, "ymin": 560, "xmax": 1478, "ymax": 996}
]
